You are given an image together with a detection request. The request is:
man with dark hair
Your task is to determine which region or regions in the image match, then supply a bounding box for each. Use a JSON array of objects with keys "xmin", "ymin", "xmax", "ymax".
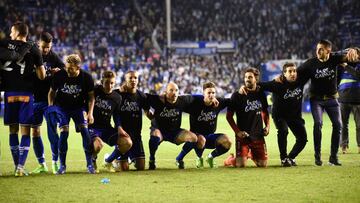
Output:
[
  {"xmin": 0, "ymin": 22, "xmax": 46, "ymax": 176},
  {"xmin": 297, "ymin": 39, "xmax": 359, "ymax": 166},
  {"xmin": 226, "ymin": 68, "xmax": 270, "ymax": 168},
  {"xmin": 107, "ymin": 70, "xmax": 152, "ymax": 171},
  {"xmin": 239, "ymin": 63, "xmax": 308, "ymax": 167},
  {"xmin": 177, "ymin": 82, "xmax": 231, "ymax": 168},
  {"xmin": 48, "ymin": 54, "xmax": 95, "ymax": 174},
  {"xmin": 30, "ymin": 32, "xmax": 65, "ymax": 174}
]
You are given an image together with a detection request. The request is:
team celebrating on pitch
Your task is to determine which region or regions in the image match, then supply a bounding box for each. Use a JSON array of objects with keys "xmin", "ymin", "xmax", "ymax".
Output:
[{"xmin": 1, "ymin": 22, "xmax": 359, "ymax": 176}]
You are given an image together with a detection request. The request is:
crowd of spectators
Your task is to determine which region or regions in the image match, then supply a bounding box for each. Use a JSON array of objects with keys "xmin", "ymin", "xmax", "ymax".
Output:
[{"xmin": 0, "ymin": 0, "xmax": 359, "ymax": 96}]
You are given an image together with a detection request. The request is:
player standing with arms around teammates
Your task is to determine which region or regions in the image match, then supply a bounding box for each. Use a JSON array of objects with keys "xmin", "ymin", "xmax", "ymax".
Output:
[
  {"xmin": 107, "ymin": 70, "xmax": 152, "ymax": 171},
  {"xmin": 296, "ymin": 39, "xmax": 359, "ymax": 166},
  {"xmin": 177, "ymin": 82, "xmax": 232, "ymax": 168},
  {"xmin": 30, "ymin": 32, "xmax": 65, "ymax": 174},
  {"xmin": 0, "ymin": 22, "xmax": 46, "ymax": 176},
  {"xmin": 226, "ymin": 68, "xmax": 270, "ymax": 167},
  {"xmin": 147, "ymin": 82, "xmax": 197, "ymax": 170},
  {"xmin": 240, "ymin": 63, "xmax": 308, "ymax": 167},
  {"xmin": 88, "ymin": 71, "xmax": 132, "ymax": 173},
  {"xmin": 48, "ymin": 54, "xmax": 96, "ymax": 174}
]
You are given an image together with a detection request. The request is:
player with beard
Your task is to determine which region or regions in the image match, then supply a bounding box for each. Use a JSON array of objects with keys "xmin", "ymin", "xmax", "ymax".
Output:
[
  {"xmin": 147, "ymin": 82, "xmax": 197, "ymax": 170},
  {"xmin": 104, "ymin": 70, "xmax": 152, "ymax": 171},
  {"xmin": 226, "ymin": 68, "xmax": 270, "ymax": 167},
  {"xmin": 48, "ymin": 54, "xmax": 95, "ymax": 174},
  {"xmin": 0, "ymin": 22, "xmax": 46, "ymax": 176},
  {"xmin": 30, "ymin": 32, "xmax": 65, "ymax": 174},
  {"xmin": 176, "ymin": 82, "xmax": 231, "ymax": 168},
  {"xmin": 88, "ymin": 71, "xmax": 132, "ymax": 173},
  {"xmin": 237, "ymin": 63, "xmax": 307, "ymax": 167},
  {"xmin": 297, "ymin": 40, "xmax": 359, "ymax": 166}
]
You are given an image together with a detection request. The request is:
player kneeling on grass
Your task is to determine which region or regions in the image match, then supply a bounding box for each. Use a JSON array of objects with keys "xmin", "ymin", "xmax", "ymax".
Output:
[
  {"xmin": 89, "ymin": 71, "xmax": 132, "ymax": 173},
  {"xmin": 177, "ymin": 82, "xmax": 232, "ymax": 168},
  {"xmin": 225, "ymin": 68, "xmax": 270, "ymax": 168}
]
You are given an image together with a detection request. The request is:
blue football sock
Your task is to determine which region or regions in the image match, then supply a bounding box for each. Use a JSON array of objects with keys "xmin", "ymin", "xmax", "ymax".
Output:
[
  {"xmin": 149, "ymin": 136, "xmax": 160, "ymax": 161},
  {"xmin": 9, "ymin": 134, "xmax": 19, "ymax": 167},
  {"xmin": 45, "ymin": 112, "xmax": 59, "ymax": 162},
  {"xmin": 80, "ymin": 128, "xmax": 92, "ymax": 167},
  {"xmin": 18, "ymin": 135, "xmax": 31, "ymax": 167},
  {"xmin": 195, "ymin": 147, "xmax": 205, "ymax": 158},
  {"xmin": 106, "ymin": 147, "xmax": 122, "ymax": 163},
  {"xmin": 58, "ymin": 131, "xmax": 69, "ymax": 166},
  {"xmin": 176, "ymin": 142, "xmax": 195, "ymax": 161},
  {"xmin": 32, "ymin": 136, "xmax": 45, "ymax": 164},
  {"xmin": 211, "ymin": 144, "xmax": 229, "ymax": 158}
]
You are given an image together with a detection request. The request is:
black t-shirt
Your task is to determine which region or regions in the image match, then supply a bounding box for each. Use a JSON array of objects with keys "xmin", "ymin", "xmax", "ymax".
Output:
[
  {"xmin": 184, "ymin": 96, "xmax": 229, "ymax": 135},
  {"xmin": 147, "ymin": 94, "xmax": 193, "ymax": 132},
  {"xmin": 34, "ymin": 50, "xmax": 65, "ymax": 102},
  {"xmin": 89, "ymin": 85, "xmax": 122, "ymax": 129},
  {"xmin": 51, "ymin": 69, "xmax": 94, "ymax": 109},
  {"xmin": 115, "ymin": 89, "xmax": 150, "ymax": 136},
  {"xmin": 0, "ymin": 40, "xmax": 43, "ymax": 92},
  {"xmin": 228, "ymin": 91, "xmax": 268, "ymax": 140},
  {"xmin": 297, "ymin": 54, "xmax": 344, "ymax": 98},
  {"xmin": 259, "ymin": 80, "xmax": 304, "ymax": 119}
]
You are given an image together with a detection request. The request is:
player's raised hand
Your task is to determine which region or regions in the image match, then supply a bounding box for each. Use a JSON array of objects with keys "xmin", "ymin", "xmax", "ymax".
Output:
[{"xmin": 238, "ymin": 85, "xmax": 247, "ymax": 95}]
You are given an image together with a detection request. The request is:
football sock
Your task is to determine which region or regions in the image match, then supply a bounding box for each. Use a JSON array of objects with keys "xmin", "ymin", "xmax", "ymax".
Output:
[
  {"xmin": 9, "ymin": 134, "xmax": 19, "ymax": 167},
  {"xmin": 149, "ymin": 136, "xmax": 160, "ymax": 161},
  {"xmin": 80, "ymin": 128, "xmax": 93, "ymax": 167},
  {"xmin": 211, "ymin": 144, "xmax": 229, "ymax": 158},
  {"xmin": 106, "ymin": 147, "xmax": 122, "ymax": 163},
  {"xmin": 18, "ymin": 135, "xmax": 31, "ymax": 167},
  {"xmin": 32, "ymin": 136, "xmax": 45, "ymax": 164},
  {"xmin": 59, "ymin": 131, "xmax": 69, "ymax": 166},
  {"xmin": 176, "ymin": 142, "xmax": 195, "ymax": 161}
]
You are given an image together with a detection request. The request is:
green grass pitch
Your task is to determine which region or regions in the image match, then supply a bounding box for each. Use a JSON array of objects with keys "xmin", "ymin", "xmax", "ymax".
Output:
[{"xmin": 0, "ymin": 113, "xmax": 359, "ymax": 202}]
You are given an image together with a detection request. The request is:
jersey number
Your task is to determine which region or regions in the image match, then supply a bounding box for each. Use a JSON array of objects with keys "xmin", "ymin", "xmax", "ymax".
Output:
[{"xmin": 0, "ymin": 60, "xmax": 26, "ymax": 74}]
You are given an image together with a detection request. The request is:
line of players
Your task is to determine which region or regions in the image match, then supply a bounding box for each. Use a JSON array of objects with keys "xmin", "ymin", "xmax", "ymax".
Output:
[{"xmin": 1, "ymin": 22, "xmax": 359, "ymax": 176}]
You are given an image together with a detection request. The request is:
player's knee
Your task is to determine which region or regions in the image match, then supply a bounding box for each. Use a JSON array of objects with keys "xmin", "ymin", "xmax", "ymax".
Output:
[
  {"xmin": 256, "ymin": 160, "xmax": 267, "ymax": 167},
  {"xmin": 117, "ymin": 137, "xmax": 132, "ymax": 154},
  {"xmin": 32, "ymin": 127, "xmax": 41, "ymax": 137},
  {"xmin": 9, "ymin": 124, "xmax": 19, "ymax": 134},
  {"xmin": 197, "ymin": 135, "xmax": 206, "ymax": 148},
  {"xmin": 60, "ymin": 126, "xmax": 69, "ymax": 132},
  {"xmin": 277, "ymin": 129, "xmax": 288, "ymax": 137},
  {"xmin": 188, "ymin": 131, "xmax": 198, "ymax": 142},
  {"xmin": 219, "ymin": 135, "xmax": 232, "ymax": 149},
  {"xmin": 93, "ymin": 138, "xmax": 103, "ymax": 153},
  {"xmin": 236, "ymin": 157, "xmax": 246, "ymax": 168},
  {"xmin": 314, "ymin": 122, "xmax": 323, "ymax": 128}
]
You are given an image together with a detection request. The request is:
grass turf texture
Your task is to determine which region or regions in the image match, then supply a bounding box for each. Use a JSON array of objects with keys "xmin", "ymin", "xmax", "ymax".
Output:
[{"xmin": 0, "ymin": 113, "xmax": 359, "ymax": 202}]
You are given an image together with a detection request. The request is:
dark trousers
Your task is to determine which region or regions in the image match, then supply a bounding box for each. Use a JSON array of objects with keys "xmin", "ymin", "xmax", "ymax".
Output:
[
  {"xmin": 340, "ymin": 103, "xmax": 360, "ymax": 147},
  {"xmin": 310, "ymin": 98, "xmax": 342, "ymax": 159},
  {"xmin": 273, "ymin": 116, "xmax": 308, "ymax": 160}
]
